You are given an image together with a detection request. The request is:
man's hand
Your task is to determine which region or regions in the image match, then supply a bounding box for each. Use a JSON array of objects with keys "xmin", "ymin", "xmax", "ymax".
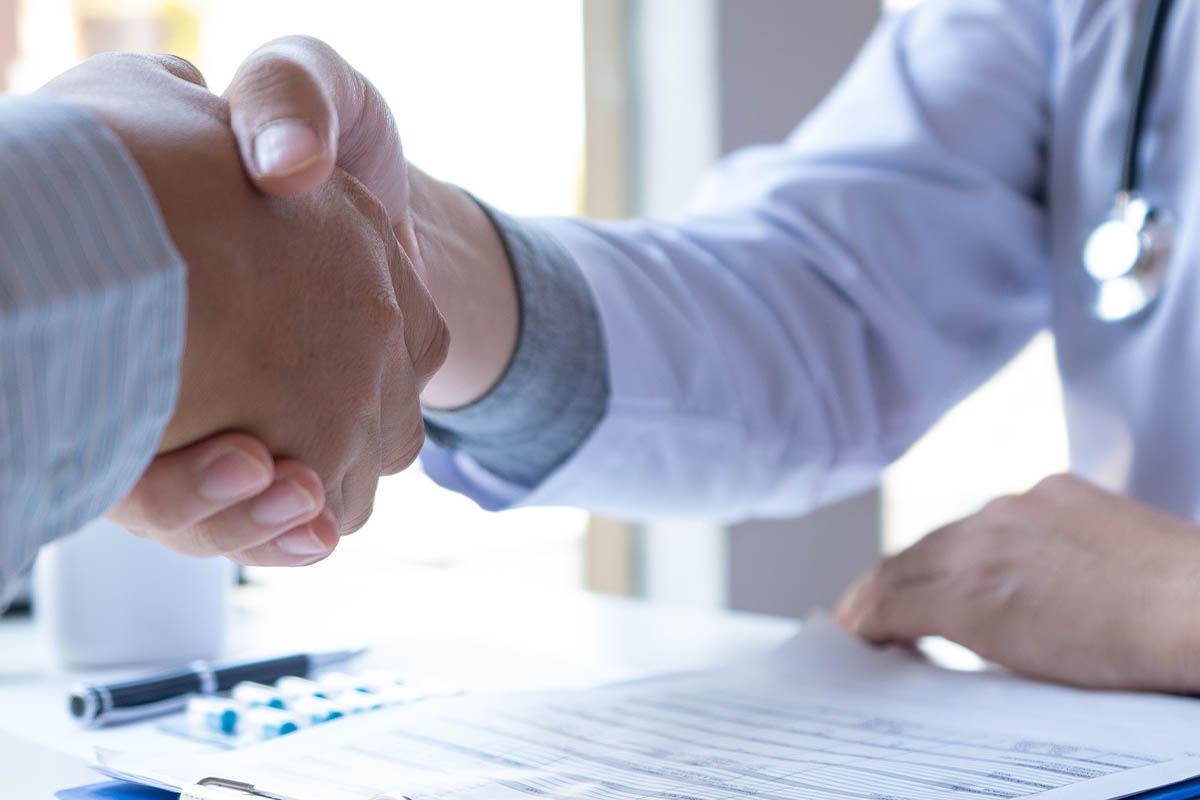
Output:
[
  {"xmin": 113, "ymin": 38, "xmax": 517, "ymax": 562},
  {"xmin": 39, "ymin": 53, "xmax": 448, "ymax": 564},
  {"xmin": 219, "ymin": 35, "xmax": 516, "ymax": 411},
  {"xmin": 836, "ymin": 474, "xmax": 1200, "ymax": 693}
]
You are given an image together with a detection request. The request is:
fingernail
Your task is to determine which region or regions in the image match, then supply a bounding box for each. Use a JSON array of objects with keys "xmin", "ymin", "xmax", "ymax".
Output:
[
  {"xmin": 274, "ymin": 526, "xmax": 329, "ymax": 557},
  {"xmin": 253, "ymin": 119, "xmax": 322, "ymax": 177},
  {"xmin": 199, "ymin": 450, "xmax": 270, "ymax": 503},
  {"xmin": 251, "ymin": 479, "xmax": 318, "ymax": 526}
]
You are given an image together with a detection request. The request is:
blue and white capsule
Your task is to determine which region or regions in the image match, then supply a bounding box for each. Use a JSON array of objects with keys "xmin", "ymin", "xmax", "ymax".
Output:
[
  {"xmin": 318, "ymin": 671, "xmax": 372, "ymax": 695},
  {"xmin": 231, "ymin": 681, "xmax": 287, "ymax": 709},
  {"xmin": 332, "ymin": 689, "xmax": 384, "ymax": 715},
  {"xmin": 241, "ymin": 706, "xmax": 301, "ymax": 740},
  {"xmin": 275, "ymin": 675, "xmax": 328, "ymax": 699},
  {"xmin": 290, "ymin": 695, "xmax": 345, "ymax": 726},
  {"xmin": 185, "ymin": 696, "xmax": 241, "ymax": 736}
]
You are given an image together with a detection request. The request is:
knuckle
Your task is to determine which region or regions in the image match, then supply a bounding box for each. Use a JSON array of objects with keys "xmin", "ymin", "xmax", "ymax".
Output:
[
  {"xmin": 322, "ymin": 478, "xmax": 345, "ymax": 534},
  {"xmin": 339, "ymin": 474, "xmax": 377, "ymax": 534},
  {"xmin": 343, "ymin": 509, "xmax": 372, "ymax": 535},
  {"xmin": 918, "ymin": 524, "xmax": 964, "ymax": 559},
  {"xmin": 347, "ymin": 173, "xmax": 394, "ymax": 232},
  {"xmin": 914, "ymin": 526, "xmax": 976, "ymax": 573},
  {"xmin": 952, "ymin": 560, "xmax": 1018, "ymax": 609},
  {"xmin": 979, "ymin": 493, "xmax": 1023, "ymax": 520},
  {"xmin": 336, "ymin": 373, "xmax": 387, "ymax": 432},
  {"xmin": 367, "ymin": 297, "xmax": 409, "ymax": 364},
  {"xmin": 413, "ymin": 310, "xmax": 450, "ymax": 382},
  {"xmin": 1030, "ymin": 473, "xmax": 1077, "ymax": 498},
  {"xmin": 383, "ymin": 415, "xmax": 426, "ymax": 475},
  {"xmin": 956, "ymin": 557, "xmax": 1006, "ymax": 588},
  {"xmin": 153, "ymin": 53, "xmax": 207, "ymax": 86},
  {"xmin": 868, "ymin": 558, "xmax": 903, "ymax": 593}
]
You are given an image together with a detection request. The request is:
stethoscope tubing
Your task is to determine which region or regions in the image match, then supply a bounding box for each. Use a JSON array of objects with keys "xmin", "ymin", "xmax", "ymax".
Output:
[
  {"xmin": 1082, "ymin": 0, "xmax": 1179, "ymax": 322},
  {"xmin": 1121, "ymin": 0, "xmax": 1176, "ymax": 193}
]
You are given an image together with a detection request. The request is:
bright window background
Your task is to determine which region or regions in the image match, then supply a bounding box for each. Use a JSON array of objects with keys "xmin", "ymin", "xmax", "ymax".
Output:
[{"xmin": 8, "ymin": 0, "xmax": 589, "ymax": 591}]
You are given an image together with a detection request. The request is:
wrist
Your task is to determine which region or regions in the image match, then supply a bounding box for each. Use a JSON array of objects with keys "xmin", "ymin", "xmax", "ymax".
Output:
[{"xmin": 407, "ymin": 167, "xmax": 519, "ymax": 410}]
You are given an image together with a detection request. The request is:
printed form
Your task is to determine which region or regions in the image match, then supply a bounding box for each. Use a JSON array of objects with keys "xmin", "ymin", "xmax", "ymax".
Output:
[{"xmin": 100, "ymin": 619, "xmax": 1200, "ymax": 800}]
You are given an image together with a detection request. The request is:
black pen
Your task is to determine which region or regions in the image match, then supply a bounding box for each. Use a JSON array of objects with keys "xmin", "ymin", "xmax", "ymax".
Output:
[{"xmin": 69, "ymin": 648, "xmax": 365, "ymax": 727}]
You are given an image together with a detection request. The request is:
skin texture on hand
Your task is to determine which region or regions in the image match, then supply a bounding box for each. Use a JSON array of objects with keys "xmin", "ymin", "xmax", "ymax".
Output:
[
  {"xmin": 112, "ymin": 38, "xmax": 517, "ymax": 565},
  {"xmin": 836, "ymin": 473, "xmax": 1200, "ymax": 694},
  {"xmin": 223, "ymin": 36, "xmax": 518, "ymax": 408},
  {"xmin": 39, "ymin": 53, "xmax": 448, "ymax": 563}
]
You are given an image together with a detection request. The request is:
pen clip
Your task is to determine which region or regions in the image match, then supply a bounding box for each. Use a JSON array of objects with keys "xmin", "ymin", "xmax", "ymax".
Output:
[
  {"xmin": 186, "ymin": 777, "xmax": 412, "ymax": 800},
  {"xmin": 185, "ymin": 777, "xmax": 302, "ymax": 800}
]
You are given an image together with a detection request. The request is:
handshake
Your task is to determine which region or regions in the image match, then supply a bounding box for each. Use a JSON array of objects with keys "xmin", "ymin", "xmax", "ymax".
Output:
[{"xmin": 38, "ymin": 38, "xmax": 513, "ymax": 566}]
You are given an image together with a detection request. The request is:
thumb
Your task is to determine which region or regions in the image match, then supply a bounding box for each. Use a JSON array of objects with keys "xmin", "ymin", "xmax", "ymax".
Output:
[{"xmin": 224, "ymin": 35, "xmax": 408, "ymax": 221}]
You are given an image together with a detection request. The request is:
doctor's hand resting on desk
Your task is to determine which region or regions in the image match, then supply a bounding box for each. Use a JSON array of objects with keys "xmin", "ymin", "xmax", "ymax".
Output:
[
  {"xmin": 127, "ymin": 2, "xmax": 1200, "ymax": 698},
  {"xmin": 836, "ymin": 474, "xmax": 1200, "ymax": 694}
]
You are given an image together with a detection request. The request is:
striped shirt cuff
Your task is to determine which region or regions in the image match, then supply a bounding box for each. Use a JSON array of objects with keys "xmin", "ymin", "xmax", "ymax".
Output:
[
  {"xmin": 0, "ymin": 94, "xmax": 186, "ymax": 604},
  {"xmin": 422, "ymin": 202, "xmax": 609, "ymax": 492}
]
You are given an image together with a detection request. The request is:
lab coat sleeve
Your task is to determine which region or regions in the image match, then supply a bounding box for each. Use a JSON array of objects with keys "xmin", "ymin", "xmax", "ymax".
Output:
[
  {"xmin": 0, "ymin": 95, "xmax": 186, "ymax": 606},
  {"xmin": 430, "ymin": 0, "xmax": 1056, "ymax": 520}
]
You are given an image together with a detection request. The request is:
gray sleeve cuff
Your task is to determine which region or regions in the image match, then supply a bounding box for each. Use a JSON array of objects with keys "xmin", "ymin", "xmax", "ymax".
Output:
[{"xmin": 422, "ymin": 202, "xmax": 609, "ymax": 489}]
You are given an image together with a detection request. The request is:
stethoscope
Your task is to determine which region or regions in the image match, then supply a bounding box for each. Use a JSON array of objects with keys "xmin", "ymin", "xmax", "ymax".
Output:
[{"xmin": 1082, "ymin": 0, "xmax": 1177, "ymax": 321}]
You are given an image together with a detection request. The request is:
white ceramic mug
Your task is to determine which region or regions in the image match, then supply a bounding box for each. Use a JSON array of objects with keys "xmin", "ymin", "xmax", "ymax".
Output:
[{"xmin": 34, "ymin": 518, "xmax": 234, "ymax": 668}]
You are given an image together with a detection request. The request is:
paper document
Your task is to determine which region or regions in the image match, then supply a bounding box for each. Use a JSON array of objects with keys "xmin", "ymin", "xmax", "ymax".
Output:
[{"xmin": 99, "ymin": 619, "xmax": 1200, "ymax": 800}]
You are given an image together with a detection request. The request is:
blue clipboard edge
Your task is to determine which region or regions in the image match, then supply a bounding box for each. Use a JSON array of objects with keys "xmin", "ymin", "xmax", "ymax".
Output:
[
  {"xmin": 57, "ymin": 773, "xmax": 1200, "ymax": 800},
  {"xmin": 1119, "ymin": 776, "xmax": 1200, "ymax": 800},
  {"xmin": 55, "ymin": 780, "xmax": 177, "ymax": 800}
]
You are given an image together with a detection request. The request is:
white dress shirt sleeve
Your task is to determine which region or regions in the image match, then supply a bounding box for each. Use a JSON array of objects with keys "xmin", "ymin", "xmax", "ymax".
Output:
[
  {"xmin": 430, "ymin": 0, "xmax": 1057, "ymax": 520},
  {"xmin": 0, "ymin": 94, "xmax": 186, "ymax": 605}
]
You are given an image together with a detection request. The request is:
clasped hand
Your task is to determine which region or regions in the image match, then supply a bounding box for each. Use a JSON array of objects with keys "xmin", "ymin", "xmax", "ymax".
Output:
[{"xmin": 38, "ymin": 42, "xmax": 448, "ymax": 565}]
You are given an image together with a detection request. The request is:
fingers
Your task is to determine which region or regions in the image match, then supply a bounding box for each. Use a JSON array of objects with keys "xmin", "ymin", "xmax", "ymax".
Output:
[
  {"xmin": 224, "ymin": 35, "xmax": 407, "ymax": 219},
  {"xmin": 229, "ymin": 509, "xmax": 340, "ymax": 566},
  {"xmin": 111, "ymin": 432, "xmax": 273, "ymax": 533},
  {"xmin": 114, "ymin": 436, "xmax": 337, "ymax": 564},
  {"xmin": 170, "ymin": 459, "xmax": 327, "ymax": 557},
  {"xmin": 121, "ymin": 456, "xmax": 329, "ymax": 561},
  {"xmin": 835, "ymin": 534, "xmax": 957, "ymax": 646},
  {"xmin": 835, "ymin": 568, "xmax": 942, "ymax": 646},
  {"xmin": 225, "ymin": 38, "xmax": 338, "ymax": 196}
]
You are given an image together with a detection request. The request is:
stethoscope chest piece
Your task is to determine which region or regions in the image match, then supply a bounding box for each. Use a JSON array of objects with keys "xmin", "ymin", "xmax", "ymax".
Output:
[{"xmin": 1082, "ymin": 191, "xmax": 1173, "ymax": 321}]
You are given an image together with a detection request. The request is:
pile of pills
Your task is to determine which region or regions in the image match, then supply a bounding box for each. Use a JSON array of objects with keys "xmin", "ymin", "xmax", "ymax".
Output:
[{"xmin": 183, "ymin": 671, "xmax": 458, "ymax": 742}]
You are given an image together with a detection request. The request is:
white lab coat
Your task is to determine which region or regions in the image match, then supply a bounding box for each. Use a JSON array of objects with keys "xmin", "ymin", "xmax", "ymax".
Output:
[{"xmin": 433, "ymin": 0, "xmax": 1200, "ymax": 522}]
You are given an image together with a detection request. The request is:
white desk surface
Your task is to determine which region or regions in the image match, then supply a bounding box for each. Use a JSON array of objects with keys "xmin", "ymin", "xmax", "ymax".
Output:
[{"xmin": 0, "ymin": 565, "xmax": 798, "ymax": 798}]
